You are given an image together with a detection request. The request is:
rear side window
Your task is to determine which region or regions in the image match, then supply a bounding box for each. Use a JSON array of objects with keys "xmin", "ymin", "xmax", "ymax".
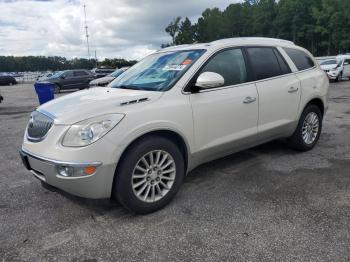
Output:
[
  {"xmin": 74, "ymin": 71, "xmax": 88, "ymax": 76},
  {"xmin": 283, "ymin": 48, "xmax": 315, "ymax": 71},
  {"xmin": 246, "ymin": 47, "xmax": 283, "ymax": 80},
  {"xmin": 200, "ymin": 48, "xmax": 247, "ymax": 87}
]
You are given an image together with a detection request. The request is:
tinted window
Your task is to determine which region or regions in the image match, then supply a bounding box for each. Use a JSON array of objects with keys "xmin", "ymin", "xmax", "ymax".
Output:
[
  {"xmin": 344, "ymin": 59, "xmax": 350, "ymax": 65},
  {"xmin": 200, "ymin": 48, "xmax": 247, "ymax": 86},
  {"xmin": 284, "ymin": 47, "xmax": 315, "ymax": 71},
  {"xmin": 74, "ymin": 71, "xmax": 88, "ymax": 76},
  {"xmin": 247, "ymin": 47, "xmax": 282, "ymax": 80},
  {"xmin": 273, "ymin": 49, "xmax": 291, "ymax": 74},
  {"xmin": 63, "ymin": 71, "xmax": 73, "ymax": 78}
]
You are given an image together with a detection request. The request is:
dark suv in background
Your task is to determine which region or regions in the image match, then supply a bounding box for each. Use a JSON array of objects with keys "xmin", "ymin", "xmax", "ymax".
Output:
[
  {"xmin": 0, "ymin": 75, "xmax": 17, "ymax": 86},
  {"xmin": 38, "ymin": 69, "xmax": 94, "ymax": 93}
]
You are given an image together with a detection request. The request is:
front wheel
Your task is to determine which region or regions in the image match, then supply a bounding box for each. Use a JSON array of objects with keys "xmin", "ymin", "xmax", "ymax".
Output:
[
  {"xmin": 335, "ymin": 72, "xmax": 342, "ymax": 82},
  {"xmin": 287, "ymin": 104, "xmax": 322, "ymax": 151},
  {"xmin": 113, "ymin": 135, "xmax": 185, "ymax": 214},
  {"xmin": 54, "ymin": 84, "xmax": 61, "ymax": 94}
]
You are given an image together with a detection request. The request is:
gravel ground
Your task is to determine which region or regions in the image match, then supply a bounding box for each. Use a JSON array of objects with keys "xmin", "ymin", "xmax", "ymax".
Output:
[{"xmin": 0, "ymin": 82, "xmax": 349, "ymax": 262}]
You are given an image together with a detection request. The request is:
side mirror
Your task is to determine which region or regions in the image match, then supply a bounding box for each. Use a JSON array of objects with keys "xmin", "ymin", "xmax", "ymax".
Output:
[{"xmin": 195, "ymin": 72, "xmax": 224, "ymax": 89}]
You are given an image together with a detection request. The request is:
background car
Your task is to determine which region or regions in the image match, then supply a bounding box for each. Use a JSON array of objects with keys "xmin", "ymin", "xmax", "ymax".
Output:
[
  {"xmin": 89, "ymin": 67, "xmax": 129, "ymax": 87},
  {"xmin": 37, "ymin": 72, "xmax": 57, "ymax": 81},
  {"xmin": 320, "ymin": 56, "xmax": 350, "ymax": 82},
  {"xmin": 0, "ymin": 75, "xmax": 17, "ymax": 86},
  {"xmin": 91, "ymin": 67, "xmax": 116, "ymax": 79},
  {"xmin": 37, "ymin": 69, "xmax": 94, "ymax": 93}
]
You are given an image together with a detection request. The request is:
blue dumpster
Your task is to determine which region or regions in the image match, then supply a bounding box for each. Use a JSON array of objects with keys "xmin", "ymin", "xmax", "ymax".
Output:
[{"xmin": 34, "ymin": 82, "xmax": 54, "ymax": 105}]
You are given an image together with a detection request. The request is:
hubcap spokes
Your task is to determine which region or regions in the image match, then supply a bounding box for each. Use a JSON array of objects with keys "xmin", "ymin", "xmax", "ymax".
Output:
[
  {"xmin": 302, "ymin": 112, "xmax": 319, "ymax": 145},
  {"xmin": 132, "ymin": 150, "xmax": 176, "ymax": 203}
]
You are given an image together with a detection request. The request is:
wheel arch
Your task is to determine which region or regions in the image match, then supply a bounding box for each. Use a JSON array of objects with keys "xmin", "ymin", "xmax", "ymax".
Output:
[
  {"xmin": 111, "ymin": 129, "xmax": 190, "ymax": 197},
  {"xmin": 305, "ymin": 97, "xmax": 325, "ymax": 117}
]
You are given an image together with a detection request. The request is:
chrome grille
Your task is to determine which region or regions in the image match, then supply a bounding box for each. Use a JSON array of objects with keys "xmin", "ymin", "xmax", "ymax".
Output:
[{"xmin": 27, "ymin": 111, "xmax": 54, "ymax": 142}]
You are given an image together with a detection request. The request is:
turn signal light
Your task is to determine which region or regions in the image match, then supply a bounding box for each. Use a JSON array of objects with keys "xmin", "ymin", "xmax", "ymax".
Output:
[{"xmin": 83, "ymin": 166, "xmax": 96, "ymax": 175}]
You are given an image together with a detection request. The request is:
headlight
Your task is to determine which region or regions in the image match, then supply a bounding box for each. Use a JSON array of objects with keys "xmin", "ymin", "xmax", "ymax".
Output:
[{"xmin": 62, "ymin": 114, "xmax": 124, "ymax": 147}]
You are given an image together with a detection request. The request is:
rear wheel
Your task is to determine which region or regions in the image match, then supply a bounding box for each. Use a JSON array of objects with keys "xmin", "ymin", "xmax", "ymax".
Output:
[
  {"xmin": 287, "ymin": 104, "xmax": 322, "ymax": 151},
  {"xmin": 9, "ymin": 82, "xmax": 13, "ymax": 86},
  {"xmin": 113, "ymin": 135, "xmax": 185, "ymax": 214}
]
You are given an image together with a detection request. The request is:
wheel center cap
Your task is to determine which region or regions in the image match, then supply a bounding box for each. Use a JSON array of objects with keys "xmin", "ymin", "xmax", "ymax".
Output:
[{"xmin": 149, "ymin": 172, "xmax": 158, "ymax": 180}]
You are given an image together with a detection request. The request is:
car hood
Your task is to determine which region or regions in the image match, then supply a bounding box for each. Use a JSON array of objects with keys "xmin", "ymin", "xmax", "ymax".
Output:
[
  {"xmin": 90, "ymin": 76, "xmax": 115, "ymax": 85},
  {"xmin": 38, "ymin": 87, "xmax": 163, "ymax": 125},
  {"xmin": 320, "ymin": 64, "xmax": 338, "ymax": 70}
]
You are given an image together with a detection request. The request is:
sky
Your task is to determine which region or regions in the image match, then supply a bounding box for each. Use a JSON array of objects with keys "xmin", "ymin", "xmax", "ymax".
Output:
[{"xmin": 0, "ymin": 0, "xmax": 237, "ymax": 60}]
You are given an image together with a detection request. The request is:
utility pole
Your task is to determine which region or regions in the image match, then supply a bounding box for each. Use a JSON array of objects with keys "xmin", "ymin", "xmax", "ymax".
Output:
[{"xmin": 83, "ymin": 4, "xmax": 91, "ymax": 60}]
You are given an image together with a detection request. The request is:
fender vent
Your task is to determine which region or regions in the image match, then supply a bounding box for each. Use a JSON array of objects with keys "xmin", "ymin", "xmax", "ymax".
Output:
[{"xmin": 120, "ymin": 97, "xmax": 149, "ymax": 106}]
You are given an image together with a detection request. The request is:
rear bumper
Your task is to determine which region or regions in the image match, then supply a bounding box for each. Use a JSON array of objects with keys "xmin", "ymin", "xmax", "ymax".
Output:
[{"xmin": 20, "ymin": 149, "xmax": 116, "ymax": 199}]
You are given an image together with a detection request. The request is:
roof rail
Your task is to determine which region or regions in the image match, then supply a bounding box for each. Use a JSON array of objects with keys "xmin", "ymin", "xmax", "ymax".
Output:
[{"xmin": 210, "ymin": 37, "xmax": 295, "ymax": 46}]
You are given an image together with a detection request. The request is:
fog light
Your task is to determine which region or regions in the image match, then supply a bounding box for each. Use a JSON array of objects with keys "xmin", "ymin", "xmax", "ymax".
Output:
[{"xmin": 57, "ymin": 166, "xmax": 74, "ymax": 177}]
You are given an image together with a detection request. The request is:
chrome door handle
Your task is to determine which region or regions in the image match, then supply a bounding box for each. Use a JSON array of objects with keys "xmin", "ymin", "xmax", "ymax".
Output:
[
  {"xmin": 243, "ymin": 96, "xmax": 256, "ymax": 104},
  {"xmin": 288, "ymin": 86, "xmax": 299, "ymax": 93}
]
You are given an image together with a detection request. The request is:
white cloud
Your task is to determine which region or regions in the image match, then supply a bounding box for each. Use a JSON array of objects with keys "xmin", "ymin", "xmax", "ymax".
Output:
[{"xmin": 0, "ymin": 0, "xmax": 236, "ymax": 60}]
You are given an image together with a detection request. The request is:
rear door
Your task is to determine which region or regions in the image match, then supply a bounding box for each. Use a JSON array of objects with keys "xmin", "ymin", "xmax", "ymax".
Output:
[
  {"xmin": 60, "ymin": 71, "xmax": 74, "ymax": 89},
  {"xmin": 73, "ymin": 70, "xmax": 92, "ymax": 88},
  {"xmin": 190, "ymin": 48, "xmax": 259, "ymax": 161},
  {"xmin": 246, "ymin": 47, "xmax": 301, "ymax": 141}
]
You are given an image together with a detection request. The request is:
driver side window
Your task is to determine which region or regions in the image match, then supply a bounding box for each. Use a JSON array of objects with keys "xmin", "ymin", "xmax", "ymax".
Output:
[
  {"xmin": 200, "ymin": 48, "xmax": 247, "ymax": 87},
  {"xmin": 63, "ymin": 71, "xmax": 73, "ymax": 78}
]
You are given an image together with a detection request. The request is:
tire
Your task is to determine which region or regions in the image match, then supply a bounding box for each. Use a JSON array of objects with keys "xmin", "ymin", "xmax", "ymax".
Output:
[
  {"xmin": 287, "ymin": 104, "xmax": 322, "ymax": 151},
  {"xmin": 335, "ymin": 72, "xmax": 342, "ymax": 82},
  {"xmin": 9, "ymin": 82, "xmax": 13, "ymax": 86},
  {"xmin": 54, "ymin": 84, "xmax": 61, "ymax": 94},
  {"xmin": 113, "ymin": 135, "xmax": 185, "ymax": 214}
]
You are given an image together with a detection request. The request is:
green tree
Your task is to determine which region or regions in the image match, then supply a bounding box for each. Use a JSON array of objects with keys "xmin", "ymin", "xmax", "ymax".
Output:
[
  {"xmin": 165, "ymin": 16, "xmax": 182, "ymax": 45},
  {"xmin": 175, "ymin": 17, "xmax": 196, "ymax": 44}
]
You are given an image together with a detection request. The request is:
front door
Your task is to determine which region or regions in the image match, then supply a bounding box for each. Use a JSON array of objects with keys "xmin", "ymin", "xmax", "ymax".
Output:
[
  {"xmin": 190, "ymin": 48, "xmax": 259, "ymax": 161},
  {"xmin": 343, "ymin": 59, "xmax": 350, "ymax": 78}
]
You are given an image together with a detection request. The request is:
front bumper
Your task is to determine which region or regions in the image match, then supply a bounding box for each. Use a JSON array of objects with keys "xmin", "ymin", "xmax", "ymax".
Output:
[
  {"xmin": 20, "ymin": 149, "xmax": 116, "ymax": 199},
  {"xmin": 326, "ymin": 71, "xmax": 339, "ymax": 80}
]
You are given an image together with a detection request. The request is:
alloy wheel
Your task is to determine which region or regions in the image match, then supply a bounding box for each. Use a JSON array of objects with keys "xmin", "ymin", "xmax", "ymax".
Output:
[
  {"xmin": 131, "ymin": 150, "xmax": 176, "ymax": 203},
  {"xmin": 302, "ymin": 112, "xmax": 319, "ymax": 144}
]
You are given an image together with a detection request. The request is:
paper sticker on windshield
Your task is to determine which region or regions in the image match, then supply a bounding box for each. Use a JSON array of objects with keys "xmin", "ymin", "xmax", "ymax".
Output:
[
  {"xmin": 163, "ymin": 64, "xmax": 187, "ymax": 71},
  {"xmin": 182, "ymin": 59, "xmax": 192, "ymax": 65}
]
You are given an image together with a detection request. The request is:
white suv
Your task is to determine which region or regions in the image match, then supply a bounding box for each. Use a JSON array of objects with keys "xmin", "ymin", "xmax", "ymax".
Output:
[
  {"xmin": 21, "ymin": 38, "xmax": 329, "ymax": 213},
  {"xmin": 320, "ymin": 55, "xmax": 350, "ymax": 81}
]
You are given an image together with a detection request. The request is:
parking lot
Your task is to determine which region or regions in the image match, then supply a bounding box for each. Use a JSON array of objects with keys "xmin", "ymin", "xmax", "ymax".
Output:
[{"xmin": 0, "ymin": 82, "xmax": 349, "ymax": 261}]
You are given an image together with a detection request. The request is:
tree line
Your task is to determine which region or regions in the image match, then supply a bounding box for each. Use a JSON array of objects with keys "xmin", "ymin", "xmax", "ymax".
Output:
[
  {"xmin": 0, "ymin": 56, "xmax": 137, "ymax": 72},
  {"xmin": 164, "ymin": 0, "xmax": 350, "ymax": 56}
]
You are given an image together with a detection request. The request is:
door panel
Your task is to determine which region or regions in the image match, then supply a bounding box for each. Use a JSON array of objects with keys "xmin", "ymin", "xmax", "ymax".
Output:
[
  {"xmin": 190, "ymin": 83, "xmax": 258, "ymax": 160},
  {"xmin": 256, "ymin": 74, "xmax": 301, "ymax": 140},
  {"xmin": 343, "ymin": 60, "xmax": 350, "ymax": 77}
]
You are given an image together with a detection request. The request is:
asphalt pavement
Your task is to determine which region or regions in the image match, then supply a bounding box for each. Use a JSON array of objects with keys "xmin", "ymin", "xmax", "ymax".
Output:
[{"xmin": 0, "ymin": 82, "xmax": 349, "ymax": 261}]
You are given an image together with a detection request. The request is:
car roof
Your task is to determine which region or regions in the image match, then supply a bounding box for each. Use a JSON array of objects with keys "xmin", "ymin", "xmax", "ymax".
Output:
[{"xmin": 160, "ymin": 37, "xmax": 296, "ymax": 53}]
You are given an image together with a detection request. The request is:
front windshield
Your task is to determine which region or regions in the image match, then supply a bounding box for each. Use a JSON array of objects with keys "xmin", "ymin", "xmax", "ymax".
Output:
[
  {"xmin": 321, "ymin": 59, "xmax": 338, "ymax": 65},
  {"xmin": 110, "ymin": 49, "xmax": 205, "ymax": 91},
  {"xmin": 51, "ymin": 71, "xmax": 63, "ymax": 78}
]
